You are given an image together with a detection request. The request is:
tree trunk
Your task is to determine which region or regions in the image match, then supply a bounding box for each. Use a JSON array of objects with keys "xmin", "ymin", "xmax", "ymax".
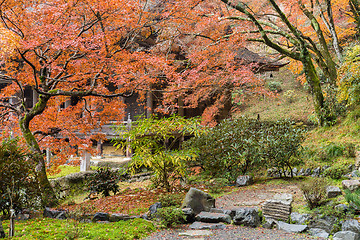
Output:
[
  {"xmin": 302, "ymin": 52, "xmax": 333, "ymax": 126},
  {"xmin": 0, "ymin": 219, "xmax": 5, "ymax": 238},
  {"xmin": 19, "ymin": 94, "xmax": 57, "ymax": 206}
]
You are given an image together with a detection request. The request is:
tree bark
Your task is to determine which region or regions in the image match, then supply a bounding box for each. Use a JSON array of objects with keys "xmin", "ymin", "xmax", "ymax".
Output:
[{"xmin": 19, "ymin": 94, "xmax": 57, "ymax": 206}]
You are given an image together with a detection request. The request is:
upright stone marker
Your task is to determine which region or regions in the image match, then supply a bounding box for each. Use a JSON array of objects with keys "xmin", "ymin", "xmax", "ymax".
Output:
[{"xmin": 80, "ymin": 152, "xmax": 91, "ymax": 172}]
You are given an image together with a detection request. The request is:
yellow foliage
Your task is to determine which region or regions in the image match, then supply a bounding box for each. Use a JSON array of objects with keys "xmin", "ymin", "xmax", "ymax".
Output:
[
  {"xmin": 0, "ymin": 25, "xmax": 20, "ymax": 57},
  {"xmin": 337, "ymin": 45, "xmax": 360, "ymax": 104}
]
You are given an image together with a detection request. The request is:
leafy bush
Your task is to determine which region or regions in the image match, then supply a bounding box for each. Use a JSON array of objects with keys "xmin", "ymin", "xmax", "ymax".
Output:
[
  {"xmin": 157, "ymin": 194, "xmax": 183, "ymax": 208},
  {"xmin": 186, "ymin": 118, "xmax": 305, "ymax": 180},
  {"xmin": 87, "ymin": 167, "xmax": 121, "ymax": 197},
  {"xmin": 322, "ymin": 162, "xmax": 348, "ymax": 179},
  {"xmin": 156, "ymin": 207, "xmax": 185, "ymax": 227},
  {"xmin": 299, "ymin": 178, "xmax": 328, "ymax": 209},
  {"xmin": 261, "ymin": 120, "xmax": 305, "ymax": 177},
  {"xmin": 115, "ymin": 115, "xmax": 203, "ymax": 192},
  {"xmin": 205, "ymin": 178, "xmax": 229, "ymax": 194},
  {"xmin": 0, "ymin": 138, "xmax": 41, "ymax": 217},
  {"xmin": 345, "ymin": 189, "xmax": 360, "ymax": 213},
  {"xmin": 185, "ymin": 118, "xmax": 264, "ymax": 181},
  {"xmin": 267, "ymin": 81, "xmax": 282, "ymax": 92}
]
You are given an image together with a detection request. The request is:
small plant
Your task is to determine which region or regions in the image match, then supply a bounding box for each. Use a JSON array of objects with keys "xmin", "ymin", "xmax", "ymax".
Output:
[
  {"xmin": 267, "ymin": 81, "xmax": 282, "ymax": 92},
  {"xmin": 0, "ymin": 138, "xmax": 41, "ymax": 217},
  {"xmin": 299, "ymin": 177, "xmax": 328, "ymax": 210},
  {"xmin": 205, "ymin": 178, "xmax": 229, "ymax": 194},
  {"xmin": 87, "ymin": 167, "xmax": 121, "ymax": 197},
  {"xmin": 157, "ymin": 194, "xmax": 183, "ymax": 208},
  {"xmin": 284, "ymin": 90, "xmax": 296, "ymax": 103},
  {"xmin": 156, "ymin": 207, "xmax": 186, "ymax": 227},
  {"xmin": 345, "ymin": 189, "xmax": 360, "ymax": 213},
  {"xmin": 322, "ymin": 162, "xmax": 348, "ymax": 179},
  {"xmin": 114, "ymin": 115, "xmax": 203, "ymax": 192}
]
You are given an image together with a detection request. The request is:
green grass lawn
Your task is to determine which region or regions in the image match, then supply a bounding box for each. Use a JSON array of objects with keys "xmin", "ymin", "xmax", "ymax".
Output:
[{"xmin": 2, "ymin": 218, "xmax": 155, "ymax": 240}]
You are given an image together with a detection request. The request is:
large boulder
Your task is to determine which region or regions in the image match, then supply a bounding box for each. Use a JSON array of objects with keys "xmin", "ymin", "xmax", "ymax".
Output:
[
  {"xmin": 43, "ymin": 207, "xmax": 67, "ymax": 219},
  {"xmin": 276, "ymin": 221, "xmax": 308, "ymax": 233},
  {"xmin": 50, "ymin": 171, "xmax": 93, "ymax": 199},
  {"xmin": 195, "ymin": 212, "xmax": 231, "ymax": 224},
  {"xmin": 181, "ymin": 188, "xmax": 215, "ymax": 215},
  {"xmin": 92, "ymin": 212, "xmax": 110, "ymax": 222},
  {"xmin": 109, "ymin": 213, "xmax": 130, "ymax": 222},
  {"xmin": 309, "ymin": 216, "xmax": 337, "ymax": 233},
  {"xmin": 233, "ymin": 208, "xmax": 260, "ymax": 228},
  {"xmin": 326, "ymin": 186, "xmax": 342, "ymax": 198},
  {"xmin": 342, "ymin": 219, "xmax": 360, "ymax": 234},
  {"xmin": 342, "ymin": 180, "xmax": 360, "ymax": 191},
  {"xmin": 290, "ymin": 212, "xmax": 310, "ymax": 225},
  {"xmin": 235, "ymin": 175, "xmax": 253, "ymax": 187},
  {"xmin": 333, "ymin": 231, "xmax": 360, "ymax": 240},
  {"xmin": 309, "ymin": 228, "xmax": 329, "ymax": 239}
]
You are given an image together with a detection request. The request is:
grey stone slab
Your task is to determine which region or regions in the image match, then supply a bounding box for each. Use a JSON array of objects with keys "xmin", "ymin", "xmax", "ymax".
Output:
[
  {"xmin": 342, "ymin": 180, "xmax": 360, "ymax": 191},
  {"xmin": 189, "ymin": 221, "xmax": 227, "ymax": 230},
  {"xmin": 276, "ymin": 221, "xmax": 308, "ymax": 233},
  {"xmin": 195, "ymin": 211, "xmax": 231, "ymax": 224},
  {"xmin": 179, "ymin": 230, "xmax": 213, "ymax": 237},
  {"xmin": 333, "ymin": 231, "xmax": 360, "ymax": 240}
]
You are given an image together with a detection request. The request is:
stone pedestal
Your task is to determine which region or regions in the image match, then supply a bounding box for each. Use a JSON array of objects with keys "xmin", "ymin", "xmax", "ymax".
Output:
[{"xmin": 262, "ymin": 193, "xmax": 292, "ymax": 221}]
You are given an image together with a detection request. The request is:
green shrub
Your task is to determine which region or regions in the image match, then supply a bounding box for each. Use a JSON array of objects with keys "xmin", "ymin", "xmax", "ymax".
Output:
[
  {"xmin": 156, "ymin": 207, "xmax": 185, "ymax": 227},
  {"xmin": 0, "ymin": 138, "xmax": 41, "ymax": 217},
  {"xmin": 267, "ymin": 81, "xmax": 282, "ymax": 92},
  {"xmin": 345, "ymin": 189, "xmax": 360, "ymax": 213},
  {"xmin": 114, "ymin": 115, "xmax": 202, "ymax": 192},
  {"xmin": 87, "ymin": 167, "xmax": 121, "ymax": 197},
  {"xmin": 322, "ymin": 163, "xmax": 348, "ymax": 179},
  {"xmin": 299, "ymin": 178, "xmax": 328, "ymax": 210},
  {"xmin": 261, "ymin": 120, "xmax": 305, "ymax": 177},
  {"xmin": 185, "ymin": 118, "xmax": 264, "ymax": 181},
  {"xmin": 205, "ymin": 178, "xmax": 229, "ymax": 194},
  {"xmin": 186, "ymin": 118, "xmax": 305, "ymax": 181},
  {"xmin": 157, "ymin": 194, "xmax": 183, "ymax": 208},
  {"xmin": 324, "ymin": 143, "xmax": 344, "ymax": 158}
]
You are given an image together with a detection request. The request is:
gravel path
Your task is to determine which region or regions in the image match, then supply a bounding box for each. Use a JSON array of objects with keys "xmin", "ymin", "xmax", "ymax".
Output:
[
  {"xmin": 144, "ymin": 182, "xmax": 320, "ymax": 240},
  {"xmin": 144, "ymin": 225, "xmax": 319, "ymax": 240}
]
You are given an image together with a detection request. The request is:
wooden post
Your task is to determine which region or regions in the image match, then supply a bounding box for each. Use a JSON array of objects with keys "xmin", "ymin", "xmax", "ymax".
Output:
[
  {"xmin": 9, "ymin": 209, "xmax": 14, "ymax": 237},
  {"xmin": 178, "ymin": 97, "xmax": 184, "ymax": 116},
  {"xmin": 146, "ymin": 91, "xmax": 153, "ymax": 118}
]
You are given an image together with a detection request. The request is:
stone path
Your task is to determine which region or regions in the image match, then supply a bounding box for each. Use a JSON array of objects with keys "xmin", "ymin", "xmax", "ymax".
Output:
[{"xmin": 145, "ymin": 182, "xmax": 321, "ymax": 240}]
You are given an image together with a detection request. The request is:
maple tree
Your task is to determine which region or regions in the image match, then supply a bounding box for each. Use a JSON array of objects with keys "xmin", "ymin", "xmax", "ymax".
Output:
[
  {"xmin": 219, "ymin": 0, "xmax": 356, "ymax": 125},
  {"xmin": 0, "ymin": 0, "xmax": 265, "ymax": 205}
]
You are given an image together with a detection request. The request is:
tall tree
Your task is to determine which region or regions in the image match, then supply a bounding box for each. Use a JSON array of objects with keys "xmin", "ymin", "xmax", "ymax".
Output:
[
  {"xmin": 0, "ymin": 0, "xmax": 266, "ymax": 205},
  {"xmin": 219, "ymin": 0, "xmax": 353, "ymax": 125}
]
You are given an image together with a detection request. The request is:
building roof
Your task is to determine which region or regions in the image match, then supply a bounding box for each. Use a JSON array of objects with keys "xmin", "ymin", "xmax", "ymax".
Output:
[{"xmin": 235, "ymin": 48, "xmax": 288, "ymax": 73}]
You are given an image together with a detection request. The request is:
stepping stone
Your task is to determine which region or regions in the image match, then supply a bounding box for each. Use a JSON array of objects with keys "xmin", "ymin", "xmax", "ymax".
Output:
[
  {"xmin": 195, "ymin": 211, "xmax": 231, "ymax": 223},
  {"xmin": 342, "ymin": 180, "xmax": 360, "ymax": 191},
  {"xmin": 189, "ymin": 221, "xmax": 227, "ymax": 230},
  {"xmin": 179, "ymin": 230, "xmax": 213, "ymax": 237},
  {"xmin": 276, "ymin": 221, "xmax": 308, "ymax": 233},
  {"xmin": 326, "ymin": 186, "xmax": 342, "ymax": 198}
]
